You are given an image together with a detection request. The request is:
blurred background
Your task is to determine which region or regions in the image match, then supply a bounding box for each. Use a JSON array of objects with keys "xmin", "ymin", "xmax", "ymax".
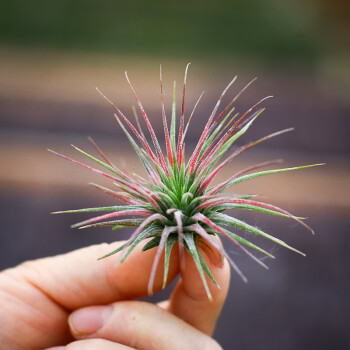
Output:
[{"xmin": 0, "ymin": 0, "xmax": 349, "ymax": 349}]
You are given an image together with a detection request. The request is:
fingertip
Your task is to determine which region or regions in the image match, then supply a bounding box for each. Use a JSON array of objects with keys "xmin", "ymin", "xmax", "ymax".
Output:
[
  {"xmin": 183, "ymin": 235, "xmax": 230, "ymax": 300},
  {"xmin": 197, "ymin": 237, "xmax": 224, "ymax": 270},
  {"xmin": 184, "ymin": 247, "xmax": 230, "ymax": 302},
  {"xmin": 168, "ymin": 236, "xmax": 231, "ymax": 335}
]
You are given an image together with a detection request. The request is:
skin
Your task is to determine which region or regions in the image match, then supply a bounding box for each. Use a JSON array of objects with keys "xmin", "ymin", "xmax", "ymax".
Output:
[{"xmin": 0, "ymin": 236, "xmax": 230, "ymax": 350}]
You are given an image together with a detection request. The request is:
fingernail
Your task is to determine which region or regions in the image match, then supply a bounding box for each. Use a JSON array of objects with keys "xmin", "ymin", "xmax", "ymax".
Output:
[
  {"xmin": 69, "ymin": 305, "xmax": 113, "ymax": 336},
  {"xmin": 198, "ymin": 239, "xmax": 224, "ymax": 269}
]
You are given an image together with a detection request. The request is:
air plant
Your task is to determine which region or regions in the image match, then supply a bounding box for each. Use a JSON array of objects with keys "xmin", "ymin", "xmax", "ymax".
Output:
[{"xmin": 50, "ymin": 65, "xmax": 322, "ymax": 300}]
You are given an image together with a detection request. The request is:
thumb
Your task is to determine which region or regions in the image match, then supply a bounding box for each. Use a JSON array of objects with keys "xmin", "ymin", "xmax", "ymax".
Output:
[
  {"xmin": 16, "ymin": 240, "xmax": 180, "ymax": 310},
  {"xmin": 168, "ymin": 236, "xmax": 231, "ymax": 335}
]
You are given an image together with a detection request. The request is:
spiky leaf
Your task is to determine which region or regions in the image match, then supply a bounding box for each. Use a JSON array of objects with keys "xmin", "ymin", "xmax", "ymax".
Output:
[{"xmin": 52, "ymin": 66, "xmax": 321, "ymax": 299}]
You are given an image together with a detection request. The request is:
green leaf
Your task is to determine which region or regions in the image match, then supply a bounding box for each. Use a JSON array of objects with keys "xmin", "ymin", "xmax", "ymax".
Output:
[
  {"xmin": 211, "ymin": 203, "xmax": 300, "ymax": 219},
  {"xmin": 198, "ymin": 248, "xmax": 220, "ymax": 287},
  {"xmin": 142, "ymin": 236, "xmax": 161, "ymax": 252},
  {"xmin": 80, "ymin": 218, "xmax": 143, "ymax": 229},
  {"xmin": 188, "ymin": 112, "xmax": 262, "ymax": 192},
  {"xmin": 183, "ymin": 232, "xmax": 212, "ymax": 300},
  {"xmin": 98, "ymin": 226, "xmax": 163, "ymax": 260},
  {"xmin": 207, "ymin": 111, "xmax": 262, "ymax": 172},
  {"xmin": 210, "ymin": 212, "xmax": 305, "ymax": 256},
  {"xmin": 198, "ymin": 107, "xmax": 236, "ymax": 160},
  {"xmin": 97, "ymin": 242, "xmax": 127, "ymax": 260},
  {"xmin": 207, "ymin": 227, "xmax": 274, "ymax": 258},
  {"xmin": 163, "ymin": 234, "xmax": 178, "ymax": 288},
  {"xmin": 219, "ymin": 163, "xmax": 324, "ymax": 193},
  {"xmin": 114, "ymin": 114, "xmax": 155, "ymax": 178},
  {"xmin": 72, "ymin": 145, "xmax": 127, "ymax": 180},
  {"xmin": 52, "ymin": 205, "xmax": 148, "ymax": 214},
  {"xmin": 120, "ymin": 225, "xmax": 162, "ymax": 263},
  {"xmin": 112, "ymin": 225, "xmax": 127, "ymax": 231}
]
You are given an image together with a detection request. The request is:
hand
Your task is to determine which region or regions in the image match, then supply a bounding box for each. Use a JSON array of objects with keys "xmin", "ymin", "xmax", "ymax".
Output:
[{"xmin": 0, "ymin": 237, "xmax": 230, "ymax": 349}]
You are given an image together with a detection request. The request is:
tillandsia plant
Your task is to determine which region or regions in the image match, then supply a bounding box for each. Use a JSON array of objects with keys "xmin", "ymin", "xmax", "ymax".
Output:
[{"xmin": 50, "ymin": 64, "xmax": 322, "ymax": 300}]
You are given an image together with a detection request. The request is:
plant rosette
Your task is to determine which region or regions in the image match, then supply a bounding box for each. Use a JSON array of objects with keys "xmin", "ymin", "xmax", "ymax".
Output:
[{"xmin": 51, "ymin": 65, "xmax": 323, "ymax": 300}]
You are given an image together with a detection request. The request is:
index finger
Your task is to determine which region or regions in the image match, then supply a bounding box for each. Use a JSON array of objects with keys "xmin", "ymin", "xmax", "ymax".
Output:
[
  {"xmin": 13, "ymin": 239, "xmax": 180, "ymax": 309},
  {"xmin": 0, "ymin": 240, "xmax": 180, "ymax": 349}
]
